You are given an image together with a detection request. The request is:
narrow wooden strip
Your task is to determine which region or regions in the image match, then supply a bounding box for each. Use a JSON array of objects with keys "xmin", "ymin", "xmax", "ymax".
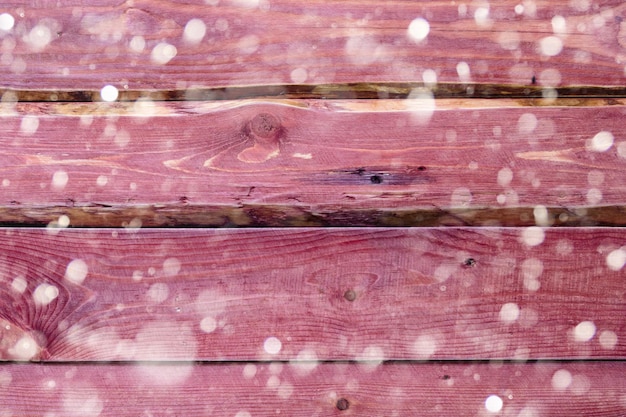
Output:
[
  {"xmin": 1, "ymin": 362, "xmax": 625, "ymax": 416},
  {"xmin": 0, "ymin": 228, "xmax": 624, "ymax": 361},
  {"xmin": 3, "ymin": 84, "xmax": 626, "ymax": 102},
  {"xmin": 1, "ymin": 101, "xmax": 625, "ymax": 226},
  {"xmin": 0, "ymin": 0, "xmax": 624, "ymax": 90}
]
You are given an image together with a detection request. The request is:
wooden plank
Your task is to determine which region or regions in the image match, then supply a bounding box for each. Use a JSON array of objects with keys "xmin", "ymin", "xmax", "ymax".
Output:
[
  {"xmin": 0, "ymin": 0, "xmax": 624, "ymax": 90},
  {"xmin": 0, "ymin": 228, "xmax": 624, "ymax": 361},
  {"xmin": 1, "ymin": 100, "xmax": 626, "ymax": 226},
  {"xmin": 1, "ymin": 362, "xmax": 625, "ymax": 416}
]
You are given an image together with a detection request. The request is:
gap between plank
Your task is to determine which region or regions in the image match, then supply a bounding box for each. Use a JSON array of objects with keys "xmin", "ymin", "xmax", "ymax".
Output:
[{"xmin": 2, "ymin": 83, "xmax": 626, "ymax": 103}]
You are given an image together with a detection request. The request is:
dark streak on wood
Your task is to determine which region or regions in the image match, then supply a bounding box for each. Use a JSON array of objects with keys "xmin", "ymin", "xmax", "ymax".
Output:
[
  {"xmin": 1, "ymin": 204, "xmax": 626, "ymax": 228},
  {"xmin": 3, "ymin": 84, "xmax": 626, "ymax": 102}
]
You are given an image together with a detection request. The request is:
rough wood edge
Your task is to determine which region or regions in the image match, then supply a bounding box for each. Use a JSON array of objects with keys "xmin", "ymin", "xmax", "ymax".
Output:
[
  {"xmin": 2, "ymin": 83, "xmax": 626, "ymax": 103},
  {"xmin": 1, "ymin": 204, "xmax": 625, "ymax": 228}
]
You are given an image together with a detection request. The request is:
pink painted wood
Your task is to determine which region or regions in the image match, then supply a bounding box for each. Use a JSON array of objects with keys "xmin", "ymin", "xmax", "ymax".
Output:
[
  {"xmin": 0, "ymin": 228, "xmax": 624, "ymax": 361},
  {"xmin": 0, "ymin": 0, "xmax": 624, "ymax": 90},
  {"xmin": 0, "ymin": 101, "xmax": 625, "ymax": 226},
  {"xmin": 1, "ymin": 362, "xmax": 625, "ymax": 416}
]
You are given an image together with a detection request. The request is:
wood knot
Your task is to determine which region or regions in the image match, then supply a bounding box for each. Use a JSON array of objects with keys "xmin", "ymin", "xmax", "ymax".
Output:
[
  {"xmin": 250, "ymin": 113, "xmax": 280, "ymax": 139},
  {"xmin": 336, "ymin": 398, "xmax": 350, "ymax": 411}
]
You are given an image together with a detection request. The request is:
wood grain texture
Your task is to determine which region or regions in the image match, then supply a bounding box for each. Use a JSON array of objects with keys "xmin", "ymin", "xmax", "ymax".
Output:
[
  {"xmin": 1, "ymin": 362, "xmax": 625, "ymax": 416},
  {"xmin": 0, "ymin": 0, "xmax": 624, "ymax": 90},
  {"xmin": 0, "ymin": 228, "xmax": 624, "ymax": 361},
  {"xmin": 1, "ymin": 100, "xmax": 625, "ymax": 226}
]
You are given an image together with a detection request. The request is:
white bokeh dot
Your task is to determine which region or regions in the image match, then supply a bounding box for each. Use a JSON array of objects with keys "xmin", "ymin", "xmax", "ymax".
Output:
[
  {"xmin": 65, "ymin": 259, "xmax": 88, "ymax": 285},
  {"xmin": 573, "ymin": 321, "xmax": 596, "ymax": 342},
  {"xmin": 0, "ymin": 13, "xmax": 15, "ymax": 31},
  {"xmin": 408, "ymin": 18, "xmax": 430, "ymax": 42},
  {"xmin": 521, "ymin": 227, "xmax": 545, "ymax": 247},
  {"xmin": 264, "ymin": 337, "xmax": 282, "ymax": 355},
  {"xmin": 551, "ymin": 369, "xmax": 572, "ymax": 390},
  {"xmin": 606, "ymin": 248, "xmax": 626, "ymax": 271},
  {"xmin": 100, "ymin": 85, "xmax": 119, "ymax": 102},
  {"xmin": 499, "ymin": 303, "xmax": 520, "ymax": 324},
  {"xmin": 485, "ymin": 395, "xmax": 503, "ymax": 413},
  {"xmin": 589, "ymin": 131, "xmax": 614, "ymax": 152}
]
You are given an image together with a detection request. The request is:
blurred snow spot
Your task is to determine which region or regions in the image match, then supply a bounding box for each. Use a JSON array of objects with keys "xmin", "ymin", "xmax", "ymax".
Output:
[
  {"xmin": 485, "ymin": 395, "xmax": 503, "ymax": 413},
  {"xmin": 358, "ymin": 345, "xmax": 385, "ymax": 367},
  {"xmin": 34, "ymin": 283, "xmax": 59, "ymax": 306},
  {"xmin": 0, "ymin": 13, "xmax": 14, "ymax": 31},
  {"xmin": 345, "ymin": 34, "xmax": 385, "ymax": 65},
  {"xmin": 290, "ymin": 349, "xmax": 319, "ymax": 375},
  {"xmin": 20, "ymin": 115, "xmax": 39, "ymax": 135},
  {"xmin": 266, "ymin": 375, "xmax": 280, "ymax": 388},
  {"xmin": 552, "ymin": 16, "xmax": 567, "ymax": 35},
  {"xmin": 556, "ymin": 239, "xmax": 573, "ymax": 255},
  {"xmin": 521, "ymin": 258, "xmax": 543, "ymax": 291},
  {"xmin": 586, "ymin": 188, "xmax": 602, "ymax": 205},
  {"xmin": 573, "ymin": 321, "xmax": 596, "ymax": 342},
  {"xmin": 96, "ymin": 175, "xmax": 108, "ymax": 187},
  {"xmin": 616, "ymin": 142, "xmax": 626, "ymax": 158},
  {"xmin": 405, "ymin": 88, "xmax": 435, "ymax": 125},
  {"xmin": 232, "ymin": 0, "xmax": 259, "ymax": 8},
  {"xmin": 551, "ymin": 369, "xmax": 572, "ymax": 390},
  {"xmin": 2, "ymin": 179, "xmax": 9, "ymax": 187},
  {"xmin": 598, "ymin": 330, "xmax": 618, "ymax": 349},
  {"xmin": 407, "ymin": 18, "xmax": 429, "ymax": 42},
  {"xmin": 422, "ymin": 69, "xmax": 437, "ymax": 87},
  {"xmin": 151, "ymin": 42, "xmax": 177, "ymax": 65},
  {"xmin": 434, "ymin": 262, "xmax": 457, "ymax": 283},
  {"xmin": 521, "ymin": 227, "xmax": 545, "ymax": 247},
  {"xmin": 450, "ymin": 187, "xmax": 472, "ymax": 206},
  {"xmin": 517, "ymin": 113, "xmax": 537, "ymax": 134},
  {"xmin": 539, "ymin": 68, "xmax": 561, "ymax": 87},
  {"xmin": 412, "ymin": 334, "xmax": 438, "ymax": 359},
  {"xmin": 114, "ymin": 129, "xmax": 130, "ymax": 147},
  {"xmin": 215, "ymin": 18, "xmax": 229, "ymax": 31},
  {"xmin": 606, "ymin": 248, "xmax": 626, "ymax": 271},
  {"xmin": 58, "ymin": 215, "xmax": 70, "ymax": 228},
  {"xmin": 533, "ymin": 205, "xmax": 550, "ymax": 226},
  {"xmin": 290, "ymin": 67, "xmax": 307, "ymax": 83},
  {"xmin": 264, "ymin": 337, "xmax": 282, "ymax": 354},
  {"xmin": 497, "ymin": 167, "xmax": 513, "ymax": 187},
  {"xmin": 474, "ymin": 7, "xmax": 491, "ymax": 27},
  {"xmin": 587, "ymin": 170, "xmax": 605, "ymax": 186},
  {"xmin": 63, "ymin": 389, "xmax": 103, "ymax": 417},
  {"xmin": 235, "ymin": 412, "xmax": 252, "ymax": 417},
  {"xmin": 587, "ymin": 131, "xmax": 614, "ymax": 152},
  {"xmin": 100, "ymin": 85, "xmax": 118, "ymax": 102},
  {"xmin": 65, "ymin": 259, "xmax": 88, "ymax": 285},
  {"xmin": 147, "ymin": 283, "xmax": 169, "ymax": 303},
  {"xmin": 163, "ymin": 258, "xmax": 181, "ymax": 277},
  {"xmin": 129, "ymin": 36, "xmax": 145, "ymax": 53},
  {"xmin": 238, "ymin": 35, "xmax": 260, "ymax": 54},
  {"xmin": 570, "ymin": 374, "xmax": 591, "ymax": 395},
  {"xmin": 514, "ymin": 4, "xmax": 524, "ymax": 15},
  {"xmin": 200, "ymin": 316, "xmax": 217, "ymax": 333},
  {"xmin": 11, "ymin": 276, "xmax": 27, "ymax": 293},
  {"xmin": 456, "ymin": 62, "xmax": 471, "ymax": 82},
  {"xmin": 26, "ymin": 23, "xmax": 53, "ymax": 51},
  {"xmin": 539, "ymin": 36, "xmax": 563, "ymax": 56},
  {"xmin": 499, "ymin": 303, "xmax": 520, "ymax": 324},
  {"xmin": 498, "ymin": 31, "xmax": 520, "ymax": 50},
  {"xmin": 52, "ymin": 170, "xmax": 69, "ymax": 190},
  {"xmin": 243, "ymin": 364, "xmax": 257, "ymax": 379},
  {"xmin": 0, "ymin": 371, "xmax": 12, "ymax": 387},
  {"xmin": 9, "ymin": 335, "xmax": 39, "ymax": 360},
  {"xmin": 277, "ymin": 382, "xmax": 294, "ymax": 399},
  {"xmin": 570, "ymin": 0, "xmax": 591, "ymax": 12},
  {"xmin": 292, "ymin": 153, "xmax": 312, "ymax": 159},
  {"xmin": 184, "ymin": 18, "xmax": 206, "ymax": 44}
]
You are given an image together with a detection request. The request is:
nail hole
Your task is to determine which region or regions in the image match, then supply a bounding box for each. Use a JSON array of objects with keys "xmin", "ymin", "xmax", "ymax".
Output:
[
  {"xmin": 531, "ymin": 75, "xmax": 536, "ymax": 85},
  {"xmin": 442, "ymin": 374, "xmax": 451, "ymax": 380},
  {"xmin": 417, "ymin": 166, "xmax": 426, "ymax": 171},
  {"xmin": 336, "ymin": 398, "xmax": 350, "ymax": 411},
  {"xmin": 370, "ymin": 175, "xmax": 383, "ymax": 184},
  {"xmin": 343, "ymin": 289, "xmax": 356, "ymax": 302},
  {"xmin": 463, "ymin": 258, "xmax": 476, "ymax": 267}
]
